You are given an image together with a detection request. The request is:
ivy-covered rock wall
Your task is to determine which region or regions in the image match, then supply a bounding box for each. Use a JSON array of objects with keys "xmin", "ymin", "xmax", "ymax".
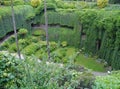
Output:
[
  {"xmin": 78, "ymin": 10, "xmax": 120, "ymax": 70},
  {"xmin": 0, "ymin": 5, "xmax": 34, "ymax": 38},
  {"xmin": 33, "ymin": 9, "xmax": 120, "ymax": 70}
]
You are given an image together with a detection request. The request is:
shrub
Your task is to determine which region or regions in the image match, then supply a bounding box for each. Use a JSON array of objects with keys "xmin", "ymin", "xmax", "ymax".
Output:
[
  {"xmin": 97, "ymin": 0, "xmax": 109, "ymax": 8},
  {"xmin": 0, "ymin": 41, "xmax": 10, "ymax": 50},
  {"xmin": 8, "ymin": 43, "xmax": 17, "ymax": 52},
  {"xmin": 61, "ymin": 41, "xmax": 67, "ymax": 47},
  {"xmin": 50, "ymin": 41, "xmax": 57, "ymax": 51},
  {"xmin": 19, "ymin": 39, "xmax": 28, "ymax": 48},
  {"xmin": 32, "ymin": 29, "xmax": 45, "ymax": 37},
  {"xmin": 92, "ymin": 71, "xmax": 120, "ymax": 89},
  {"xmin": 7, "ymin": 35, "xmax": 15, "ymax": 43},
  {"xmin": 31, "ymin": 0, "xmax": 42, "ymax": 8},
  {"xmin": 2, "ymin": 0, "xmax": 24, "ymax": 6},
  {"xmin": 0, "ymin": 53, "xmax": 23, "ymax": 89},
  {"xmin": 0, "ymin": 5, "xmax": 34, "ymax": 38},
  {"xmin": 46, "ymin": 27, "xmax": 80, "ymax": 48},
  {"xmin": 22, "ymin": 43, "xmax": 40, "ymax": 55},
  {"xmin": 35, "ymin": 49, "xmax": 47, "ymax": 59},
  {"xmin": 18, "ymin": 28, "xmax": 28, "ymax": 38},
  {"xmin": 35, "ymin": 3, "xmax": 56, "ymax": 15},
  {"xmin": 0, "ymin": 49, "xmax": 95, "ymax": 89},
  {"xmin": 14, "ymin": 0, "xmax": 24, "ymax": 5},
  {"xmin": 77, "ymin": 1, "xmax": 89, "ymax": 9},
  {"xmin": 39, "ymin": 41, "xmax": 47, "ymax": 47},
  {"xmin": 51, "ymin": 50, "xmax": 64, "ymax": 61},
  {"xmin": 31, "ymin": 36, "xmax": 40, "ymax": 43}
]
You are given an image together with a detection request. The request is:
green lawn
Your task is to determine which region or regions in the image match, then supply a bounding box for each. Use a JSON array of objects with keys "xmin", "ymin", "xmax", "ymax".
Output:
[
  {"xmin": 75, "ymin": 54, "xmax": 106, "ymax": 72},
  {"xmin": 62, "ymin": 47, "xmax": 105, "ymax": 72}
]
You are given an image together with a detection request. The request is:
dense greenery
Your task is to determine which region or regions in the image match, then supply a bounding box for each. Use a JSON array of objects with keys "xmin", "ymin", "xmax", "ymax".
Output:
[
  {"xmin": 92, "ymin": 71, "xmax": 120, "ymax": 89},
  {"xmin": 0, "ymin": 0, "xmax": 120, "ymax": 88},
  {"xmin": 0, "ymin": 53, "xmax": 23, "ymax": 89},
  {"xmin": 0, "ymin": 28, "xmax": 105, "ymax": 72},
  {"xmin": 0, "ymin": 5, "xmax": 34, "ymax": 38},
  {"xmin": 0, "ymin": 52, "xmax": 95, "ymax": 89},
  {"xmin": 0, "ymin": 0, "xmax": 119, "ymax": 70},
  {"xmin": 77, "ymin": 10, "xmax": 120, "ymax": 70},
  {"xmin": 109, "ymin": 0, "xmax": 120, "ymax": 4},
  {"xmin": 33, "ymin": 8, "xmax": 120, "ymax": 69},
  {"xmin": 0, "ymin": 0, "xmax": 25, "ymax": 6},
  {"xmin": 47, "ymin": 27, "xmax": 80, "ymax": 47}
]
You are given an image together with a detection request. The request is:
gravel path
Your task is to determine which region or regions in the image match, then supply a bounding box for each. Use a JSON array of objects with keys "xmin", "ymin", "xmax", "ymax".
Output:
[
  {"xmin": 0, "ymin": 32, "xmax": 14, "ymax": 45},
  {"xmin": 92, "ymin": 71, "xmax": 108, "ymax": 76},
  {"xmin": 32, "ymin": 24, "xmax": 73, "ymax": 30}
]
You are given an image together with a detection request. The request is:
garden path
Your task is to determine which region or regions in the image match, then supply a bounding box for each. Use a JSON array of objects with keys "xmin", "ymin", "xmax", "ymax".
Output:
[
  {"xmin": 92, "ymin": 71, "xmax": 108, "ymax": 76},
  {"xmin": 0, "ymin": 32, "xmax": 15, "ymax": 45}
]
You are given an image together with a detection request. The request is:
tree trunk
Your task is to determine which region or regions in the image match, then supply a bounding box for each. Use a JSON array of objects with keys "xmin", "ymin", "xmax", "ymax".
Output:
[
  {"xmin": 44, "ymin": 0, "xmax": 50, "ymax": 61},
  {"xmin": 10, "ymin": 0, "xmax": 21, "ymax": 59}
]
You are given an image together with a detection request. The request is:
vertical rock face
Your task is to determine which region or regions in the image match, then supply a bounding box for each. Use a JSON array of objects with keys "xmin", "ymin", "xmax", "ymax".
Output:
[{"xmin": 0, "ymin": 5, "xmax": 34, "ymax": 39}]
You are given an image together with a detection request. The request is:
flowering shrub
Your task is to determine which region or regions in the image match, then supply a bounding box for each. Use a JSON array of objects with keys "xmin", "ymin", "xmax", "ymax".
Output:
[
  {"xmin": 31, "ymin": 0, "xmax": 42, "ymax": 8},
  {"xmin": 97, "ymin": 0, "xmax": 109, "ymax": 8}
]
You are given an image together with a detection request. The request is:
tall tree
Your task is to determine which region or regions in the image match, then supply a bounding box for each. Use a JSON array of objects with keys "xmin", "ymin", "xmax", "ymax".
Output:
[
  {"xmin": 10, "ymin": 0, "xmax": 21, "ymax": 59},
  {"xmin": 44, "ymin": 0, "xmax": 50, "ymax": 61}
]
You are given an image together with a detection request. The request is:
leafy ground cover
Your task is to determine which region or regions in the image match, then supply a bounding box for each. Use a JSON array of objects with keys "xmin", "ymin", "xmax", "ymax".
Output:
[
  {"xmin": 76, "ymin": 54, "xmax": 105, "ymax": 72},
  {"xmin": 0, "ymin": 52, "xmax": 94, "ymax": 89},
  {"xmin": 92, "ymin": 71, "xmax": 120, "ymax": 89}
]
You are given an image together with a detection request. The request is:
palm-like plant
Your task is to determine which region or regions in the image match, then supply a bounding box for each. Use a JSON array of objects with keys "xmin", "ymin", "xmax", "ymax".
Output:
[
  {"xmin": 44, "ymin": 0, "xmax": 50, "ymax": 61},
  {"xmin": 10, "ymin": 0, "xmax": 21, "ymax": 59}
]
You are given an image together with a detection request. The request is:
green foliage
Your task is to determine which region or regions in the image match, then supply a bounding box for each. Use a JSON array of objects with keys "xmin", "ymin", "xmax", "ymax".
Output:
[
  {"xmin": 31, "ymin": 0, "xmax": 42, "ymax": 8},
  {"xmin": 97, "ymin": 0, "xmax": 109, "ymax": 8},
  {"xmin": 0, "ymin": 52, "xmax": 94, "ymax": 89},
  {"xmin": 18, "ymin": 28, "xmax": 28, "ymax": 37},
  {"xmin": 7, "ymin": 35, "xmax": 15, "ymax": 43},
  {"xmin": 93, "ymin": 71, "xmax": 120, "ymax": 89},
  {"xmin": 0, "ymin": 41, "xmax": 10, "ymax": 50},
  {"xmin": 77, "ymin": 10, "xmax": 120, "ymax": 70},
  {"xmin": 104, "ymin": 4, "xmax": 120, "ymax": 11},
  {"xmin": 38, "ymin": 11, "xmax": 78, "ymax": 28},
  {"xmin": 0, "ymin": 5, "xmax": 34, "ymax": 39},
  {"xmin": 1, "ymin": 0, "xmax": 24, "ymax": 6},
  {"xmin": 1, "ymin": 26, "xmax": 105, "ymax": 71},
  {"xmin": 32, "ymin": 29, "xmax": 45, "ymax": 37},
  {"xmin": 22, "ymin": 43, "xmax": 40, "ymax": 55},
  {"xmin": 109, "ymin": 0, "xmax": 120, "ymax": 4},
  {"xmin": 0, "ymin": 53, "xmax": 23, "ymax": 89},
  {"xmin": 77, "ymin": 1, "xmax": 89, "ymax": 9},
  {"xmin": 61, "ymin": 41, "xmax": 67, "ymax": 47},
  {"xmin": 50, "ymin": 41, "xmax": 57, "ymax": 51},
  {"xmin": 47, "ymin": 27, "xmax": 80, "ymax": 48},
  {"xmin": 75, "ymin": 54, "xmax": 105, "ymax": 72},
  {"xmin": 61, "ymin": 1, "xmax": 76, "ymax": 9},
  {"xmin": 35, "ymin": 3, "xmax": 56, "ymax": 15},
  {"xmin": 9, "ymin": 43, "xmax": 17, "ymax": 52},
  {"xmin": 18, "ymin": 39, "xmax": 29, "ymax": 48},
  {"xmin": 13, "ymin": 0, "xmax": 24, "ymax": 5},
  {"xmin": 35, "ymin": 49, "xmax": 47, "ymax": 59},
  {"xmin": 31, "ymin": 36, "xmax": 40, "ymax": 43}
]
